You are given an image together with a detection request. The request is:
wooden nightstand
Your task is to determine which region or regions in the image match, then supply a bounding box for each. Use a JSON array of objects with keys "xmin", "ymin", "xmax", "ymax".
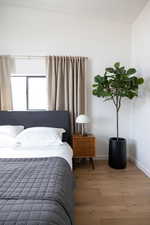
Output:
[{"xmin": 72, "ymin": 134, "xmax": 96, "ymax": 169}]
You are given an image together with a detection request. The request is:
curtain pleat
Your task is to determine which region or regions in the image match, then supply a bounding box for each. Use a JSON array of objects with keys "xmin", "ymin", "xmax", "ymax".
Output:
[
  {"xmin": 0, "ymin": 56, "xmax": 15, "ymax": 111},
  {"xmin": 47, "ymin": 56, "xmax": 87, "ymax": 133}
]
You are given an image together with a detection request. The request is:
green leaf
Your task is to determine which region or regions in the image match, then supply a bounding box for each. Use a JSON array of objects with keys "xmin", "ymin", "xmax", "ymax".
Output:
[
  {"xmin": 126, "ymin": 91, "xmax": 137, "ymax": 99},
  {"xmin": 114, "ymin": 62, "xmax": 120, "ymax": 68},
  {"xmin": 94, "ymin": 75, "xmax": 103, "ymax": 83},
  {"xmin": 120, "ymin": 66, "xmax": 125, "ymax": 70},
  {"xmin": 105, "ymin": 67, "xmax": 114, "ymax": 73},
  {"xmin": 92, "ymin": 84, "xmax": 98, "ymax": 87},
  {"xmin": 137, "ymin": 77, "xmax": 144, "ymax": 84},
  {"xmin": 92, "ymin": 89, "xmax": 98, "ymax": 96},
  {"xmin": 127, "ymin": 68, "xmax": 136, "ymax": 75},
  {"xmin": 102, "ymin": 91, "xmax": 112, "ymax": 97}
]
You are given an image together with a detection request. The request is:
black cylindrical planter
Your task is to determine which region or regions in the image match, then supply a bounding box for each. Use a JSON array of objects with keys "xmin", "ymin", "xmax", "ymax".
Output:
[{"xmin": 109, "ymin": 137, "xmax": 127, "ymax": 169}]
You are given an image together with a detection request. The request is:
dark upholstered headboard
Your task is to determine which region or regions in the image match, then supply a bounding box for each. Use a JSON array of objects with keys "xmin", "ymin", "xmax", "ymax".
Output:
[{"xmin": 0, "ymin": 111, "xmax": 71, "ymax": 144}]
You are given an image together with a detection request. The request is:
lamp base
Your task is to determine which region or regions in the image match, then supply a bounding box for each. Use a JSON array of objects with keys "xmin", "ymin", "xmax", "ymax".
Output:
[{"xmin": 81, "ymin": 124, "xmax": 85, "ymax": 136}]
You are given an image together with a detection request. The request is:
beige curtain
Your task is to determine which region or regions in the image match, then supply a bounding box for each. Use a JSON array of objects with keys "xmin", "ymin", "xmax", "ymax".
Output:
[
  {"xmin": 0, "ymin": 56, "xmax": 15, "ymax": 110},
  {"xmin": 47, "ymin": 56, "xmax": 87, "ymax": 133}
]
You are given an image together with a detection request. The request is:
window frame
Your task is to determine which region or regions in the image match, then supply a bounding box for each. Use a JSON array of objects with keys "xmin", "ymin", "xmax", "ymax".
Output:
[{"xmin": 11, "ymin": 74, "xmax": 47, "ymax": 111}]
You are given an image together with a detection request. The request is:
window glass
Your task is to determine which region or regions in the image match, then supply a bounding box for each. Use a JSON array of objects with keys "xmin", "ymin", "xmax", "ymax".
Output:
[
  {"xmin": 28, "ymin": 77, "xmax": 47, "ymax": 110},
  {"xmin": 11, "ymin": 77, "xmax": 27, "ymax": 110}
]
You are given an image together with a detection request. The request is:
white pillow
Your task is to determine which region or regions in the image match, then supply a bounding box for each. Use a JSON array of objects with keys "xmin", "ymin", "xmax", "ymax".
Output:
[
  {"xmin": 16, "ymin": 127, "xmax": 65, "ymax": 147},
  {"xmin": 0, "ymin": 125, "xmax": 24, "ymax": 137},
  {"xmin": 0, "ymin": 134, "xmax": 16, "ymax": 147}
]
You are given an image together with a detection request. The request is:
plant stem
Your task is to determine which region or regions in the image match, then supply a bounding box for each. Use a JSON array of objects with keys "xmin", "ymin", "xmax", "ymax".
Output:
[
  {"xmin": 116, "ymin": 95, "xmax": 119, "ymax": 140},
  {"xmin": 116, "ymin": 108, "xmax": 119, "ymax": 140},
  {"xmin": 113, "ymin": 95, "xmax": 120, "ymax": 140}
]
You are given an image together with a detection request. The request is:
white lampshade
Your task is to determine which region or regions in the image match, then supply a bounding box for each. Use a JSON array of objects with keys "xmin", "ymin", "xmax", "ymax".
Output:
[{"xmin": 76, "ymin": 114, "xmax": 90, "ymax": 124}]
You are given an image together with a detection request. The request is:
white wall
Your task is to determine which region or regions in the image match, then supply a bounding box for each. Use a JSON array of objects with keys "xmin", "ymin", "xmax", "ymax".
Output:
[
  {"xmin": 131, "ymin": 1, "xmax": 150, "ymax": 176},
  {"xmin": 0, "ymin": 5, "xmax": 132, "ymax": 158}
]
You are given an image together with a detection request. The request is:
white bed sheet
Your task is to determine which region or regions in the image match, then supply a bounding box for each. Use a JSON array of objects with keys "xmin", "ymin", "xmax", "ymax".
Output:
[{"xmin": 0, "ymin": 142, "xmax": 73, "ymax": 169}]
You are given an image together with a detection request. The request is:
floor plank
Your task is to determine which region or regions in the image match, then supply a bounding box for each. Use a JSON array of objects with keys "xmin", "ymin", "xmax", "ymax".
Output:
[{"xmin": 74, "ymin": 160, "xmax": 150, "ymax": 225}]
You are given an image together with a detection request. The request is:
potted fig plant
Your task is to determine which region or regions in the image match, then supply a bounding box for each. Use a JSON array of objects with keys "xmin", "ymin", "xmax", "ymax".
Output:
[{"xmin": 92, "ymin": 62, "xmax": 144, "ymax": 169}]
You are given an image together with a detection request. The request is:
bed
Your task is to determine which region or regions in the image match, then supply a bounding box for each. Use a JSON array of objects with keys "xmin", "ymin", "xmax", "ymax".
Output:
[{"xmin": 0, "ymin": 111, "xmax": 74, "ymax": 225}]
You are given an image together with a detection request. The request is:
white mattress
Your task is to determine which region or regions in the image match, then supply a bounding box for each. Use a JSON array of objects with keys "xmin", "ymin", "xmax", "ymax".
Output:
[{"xmin": 0, "ymin": 142, "xmax": 73, "ymax": 169}]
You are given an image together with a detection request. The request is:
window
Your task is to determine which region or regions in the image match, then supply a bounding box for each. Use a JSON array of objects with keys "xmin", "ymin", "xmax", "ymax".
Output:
[{"xmin": 11, "ymin": 57, "xmax": 48, "ymax": 110}]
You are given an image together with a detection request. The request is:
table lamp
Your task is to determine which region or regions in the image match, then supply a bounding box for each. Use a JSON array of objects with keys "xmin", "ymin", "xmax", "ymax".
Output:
[{"xmin": 76, "ymin": 114, "xmax": 90, "ymax": 136}]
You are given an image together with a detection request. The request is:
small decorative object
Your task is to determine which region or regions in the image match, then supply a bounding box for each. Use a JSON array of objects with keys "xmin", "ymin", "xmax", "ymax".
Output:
[
  {"xmin": 76, "ymin": 114, "xmax": 90, "ymax": 136},
  {"xmin": 92, "ymin": 62, "xmax": 144, "ymax": 169}
]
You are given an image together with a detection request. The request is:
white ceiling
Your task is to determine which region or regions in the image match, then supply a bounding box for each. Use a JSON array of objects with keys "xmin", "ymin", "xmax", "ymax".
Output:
[{"xmin": 0, "ymin": 0, "xmax": 148, "ymax": 23}]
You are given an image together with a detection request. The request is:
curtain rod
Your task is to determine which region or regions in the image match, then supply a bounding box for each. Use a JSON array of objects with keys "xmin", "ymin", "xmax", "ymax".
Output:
[{"xmin": 13, "ymin": 55, "xmax": 88, "ymax": 59}]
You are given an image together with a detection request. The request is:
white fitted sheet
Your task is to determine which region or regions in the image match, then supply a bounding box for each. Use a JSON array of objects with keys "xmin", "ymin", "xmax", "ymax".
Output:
[{"xmin": 0, "ymin": 142, "xmax": 73, "ymax": 169}]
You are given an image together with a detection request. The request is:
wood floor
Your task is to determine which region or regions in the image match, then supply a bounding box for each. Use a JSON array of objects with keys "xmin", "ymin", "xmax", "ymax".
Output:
[{"xmin": 74, "ymin": 160, "xmax": 150, "ymax": 225}]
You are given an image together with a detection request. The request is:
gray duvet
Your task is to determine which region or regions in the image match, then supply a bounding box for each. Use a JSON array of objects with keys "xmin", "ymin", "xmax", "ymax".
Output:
[{"xmin": 0, "ymin": 157, "xmax": 74, "ymax": 225}]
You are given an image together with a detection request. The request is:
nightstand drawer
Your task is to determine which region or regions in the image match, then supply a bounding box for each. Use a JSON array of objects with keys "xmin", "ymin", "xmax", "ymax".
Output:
[
  {"xmin": 74, "ymin": 148, "xmax": 94, "ymax": 157},
  {"xmin": 73, "ymin": 135, "xmax": 95, "ymax": 157}
]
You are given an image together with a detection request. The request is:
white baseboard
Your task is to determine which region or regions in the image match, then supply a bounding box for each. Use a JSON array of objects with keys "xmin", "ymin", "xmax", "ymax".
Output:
[
  {"xmin": 130, "ymin": 155, "xmax": 150, "ymax": 178},
  {"xmin": 95, "ymin": 155, "xmax": 108, "ymax": 160}
]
